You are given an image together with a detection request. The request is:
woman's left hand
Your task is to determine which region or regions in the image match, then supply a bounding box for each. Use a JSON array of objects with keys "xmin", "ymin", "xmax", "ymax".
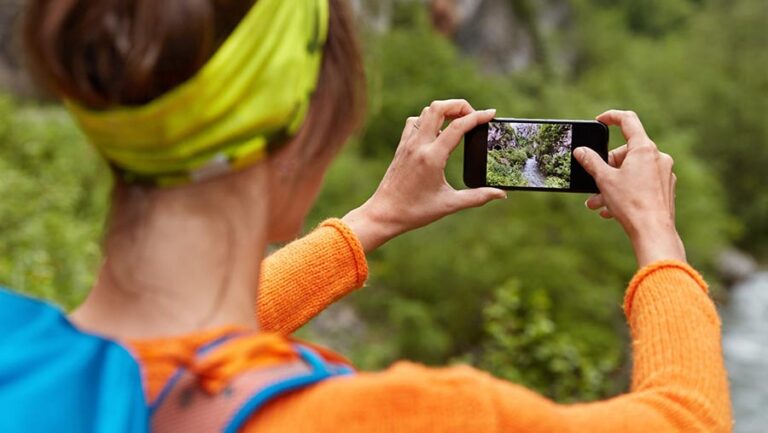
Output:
[{"xmin": 342, "ymin": 99, "xmax": 506, "ymax": 252}]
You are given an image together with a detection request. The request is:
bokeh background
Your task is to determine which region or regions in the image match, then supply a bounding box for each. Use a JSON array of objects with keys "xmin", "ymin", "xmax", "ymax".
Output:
[{"xmin": 1, "ymin": 0, "xmax": 766, "ymax": 431}]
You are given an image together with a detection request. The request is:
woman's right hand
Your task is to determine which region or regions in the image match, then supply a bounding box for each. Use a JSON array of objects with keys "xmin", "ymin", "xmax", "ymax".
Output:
[{"xmin": 574, "ymin": 110, "xmax": 686, "ymax": 268}]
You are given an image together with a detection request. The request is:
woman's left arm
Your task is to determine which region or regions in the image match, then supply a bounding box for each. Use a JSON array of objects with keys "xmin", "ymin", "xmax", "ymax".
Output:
[
  {"xmin": 257, "ymin": 219, "xmax": 368, "ymax": 334},
  {"xmin": 258, "ymin": 100, "xmax": 505, "ymax": 333}
]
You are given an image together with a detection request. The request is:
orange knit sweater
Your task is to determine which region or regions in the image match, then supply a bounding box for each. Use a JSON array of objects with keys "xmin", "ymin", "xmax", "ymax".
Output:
[{"xmin": 129, "ymin": 219, "xmax": 732, "ymax": 433}]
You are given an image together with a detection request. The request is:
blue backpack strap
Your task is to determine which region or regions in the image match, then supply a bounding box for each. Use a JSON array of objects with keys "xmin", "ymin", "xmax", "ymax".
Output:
[
  {"xmin": 148, "ymin": 332, "xmax": 243, "ymax": 416},
  {"xmin": 151, "ymin": 338, "xmax": 353, "ymax": 433},
  {"xmin": 0, "ymin": 288, "xmax": 149, "ymax": 433},
  {"xmin": 223, "ymin": 344, "xmax": 354, "ymax": 433}
]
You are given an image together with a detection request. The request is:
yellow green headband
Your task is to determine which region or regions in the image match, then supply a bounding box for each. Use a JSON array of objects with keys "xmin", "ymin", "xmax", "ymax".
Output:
[{"xmin": 65, "ymin": 0, "xmax": 329, "ymax": 186}]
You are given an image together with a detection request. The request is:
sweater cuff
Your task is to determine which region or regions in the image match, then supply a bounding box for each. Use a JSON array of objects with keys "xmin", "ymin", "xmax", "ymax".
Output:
[
  {"xmin": 318, "ymin": 218, "xmax": 369, "ymax": 287},
  {"xmin": 624, "ymin": 260, "xmax": 709, "ymax": 320}
]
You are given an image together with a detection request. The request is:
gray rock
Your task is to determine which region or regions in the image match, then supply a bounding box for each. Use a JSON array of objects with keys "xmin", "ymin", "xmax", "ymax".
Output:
[
  {"xmin": 718, "ymin": 248, "xmax": 759, "ymax": 284},
  {"xmin": 0, "ymin": 0, "xmax": 43, "ymax": 99}
]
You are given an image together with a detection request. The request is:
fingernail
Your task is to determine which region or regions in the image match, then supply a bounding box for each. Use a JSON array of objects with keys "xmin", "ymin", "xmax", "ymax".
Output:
[
  {"xmin": 484, "ymin": 109, "xmax": 496, "ymax": 115},
  {"xmin": 574, "ymin": 147, "xmax": 585, "ymax": 158},
  {"xmin": 584, "ymin": 199, "xmax": 589, "ymax": 208}
]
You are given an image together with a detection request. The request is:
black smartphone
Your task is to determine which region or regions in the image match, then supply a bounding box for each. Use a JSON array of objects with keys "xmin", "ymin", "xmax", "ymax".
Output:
[{"xmin": 464, "ymin": 118, "xmax": 609, "ymax": 193}]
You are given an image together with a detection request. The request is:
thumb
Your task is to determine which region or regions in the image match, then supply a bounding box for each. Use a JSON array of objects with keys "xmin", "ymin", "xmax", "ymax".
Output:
[
  {"xmin": 574, "ymin": 147, "xmax": 610, "ymax": 180},
  {"xmin": 454, "ymin": 188, "xmax": 507, "ymax": 210}
]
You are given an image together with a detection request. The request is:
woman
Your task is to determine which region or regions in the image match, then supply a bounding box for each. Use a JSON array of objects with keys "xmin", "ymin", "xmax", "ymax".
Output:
[{"xmin": 21, "ymin": 0, "xmax": 731, "ymax": 431}]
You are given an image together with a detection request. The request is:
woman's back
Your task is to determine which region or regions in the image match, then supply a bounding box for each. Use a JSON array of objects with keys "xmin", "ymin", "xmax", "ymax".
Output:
[{"xmin": 131, "ymin": 222, "xmax": 729, "ymax": 432}]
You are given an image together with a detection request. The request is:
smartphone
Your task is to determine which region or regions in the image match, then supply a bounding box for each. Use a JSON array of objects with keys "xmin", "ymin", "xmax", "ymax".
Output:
[{"xmin": 464, "ymin": 118, "xmax": 609, "ymax": 193}]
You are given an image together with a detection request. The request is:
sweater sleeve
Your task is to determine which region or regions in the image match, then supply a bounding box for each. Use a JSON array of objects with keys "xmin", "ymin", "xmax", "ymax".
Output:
[
  {"xmin": 250, "ymin": 260, "xmax": 732, "ymax": 433},
  {"xmin": 257, "ymin": 219, "xmax": 368, "ymax": 334}
]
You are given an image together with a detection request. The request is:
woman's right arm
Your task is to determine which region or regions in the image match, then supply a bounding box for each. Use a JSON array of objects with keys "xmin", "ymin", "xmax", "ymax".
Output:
[
  {"xmin": 251, "ymin": 110, "xmax": 732, "ymax": 433},
  {"xmin": 575, "ymin": 110, "xmax": 687, "ymax": 268}
]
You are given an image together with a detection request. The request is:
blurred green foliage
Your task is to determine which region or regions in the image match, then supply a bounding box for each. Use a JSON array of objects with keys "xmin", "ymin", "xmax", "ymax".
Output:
[
  {"xmin": 0, "ymin": 0, "xmax": 762, "ymax": 403},
  {"xmin": 308, "ymin": 0, "xmax": 752, "ymax": 401},
  {"xmin": 0, "ymin": 97, "xmax": 109, "ymax": 308},
  {"xmin": 476, "ymin": 280, "xmax": 621, "ymax": 401}
]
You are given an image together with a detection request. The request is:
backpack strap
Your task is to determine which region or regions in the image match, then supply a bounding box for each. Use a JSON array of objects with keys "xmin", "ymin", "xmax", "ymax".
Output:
[
  {"xmin": 148, "ymin": 332, "xmax": 243, "ymax": 417},
  {"xmin": 151, "ymin": 337, "xmax": 353, "ymax": 433}
]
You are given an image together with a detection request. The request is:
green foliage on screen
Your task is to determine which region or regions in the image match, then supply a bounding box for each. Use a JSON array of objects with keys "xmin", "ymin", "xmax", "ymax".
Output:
[{"xmin": 487, "ymin": 148, "xmax": 527, "ymax": 187}]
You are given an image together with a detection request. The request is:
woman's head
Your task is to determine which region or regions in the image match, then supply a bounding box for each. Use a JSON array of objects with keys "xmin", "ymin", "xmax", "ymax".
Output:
[{"xmin": 23, "ymin": 0, "xmax": 365, "ymax": 241}]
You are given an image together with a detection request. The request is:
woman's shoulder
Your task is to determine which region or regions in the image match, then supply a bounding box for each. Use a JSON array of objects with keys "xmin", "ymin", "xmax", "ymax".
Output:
[{"xmin": 246, "ymin": 360, "xmax": 508, "ymax": 433}]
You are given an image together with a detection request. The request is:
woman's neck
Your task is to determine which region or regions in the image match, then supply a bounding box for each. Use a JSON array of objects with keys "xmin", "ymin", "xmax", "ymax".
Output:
[{"xmin": 71, "ymin": 175, "xmax": 269, "ymax": 341}]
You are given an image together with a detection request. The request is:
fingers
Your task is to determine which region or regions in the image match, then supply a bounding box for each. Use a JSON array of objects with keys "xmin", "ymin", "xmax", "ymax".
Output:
[
  {"xmin": 585, "ymin": 194, "xmax": 604, "ymax": 210},
  {"xmin": 596, "ymin": 110, "xmax": 649, "ymax": 146},
  {"xmin": 452, "ymin": 187, "xmax": 507, "ymax": 210},
  {"xmin": 401, "ymin": 117, "xmax": 419, "ymax": 142},
  {"xmin": 599, "ymin": 208, "xmax": 614, "ymax": 219},
  {"xmin": 585, "ymin": 193, "xmax": 612, "ymax": 218},
  {"xmin": 435, "ymin": 108, "xmax": 496, "ymax": 156},
  {"xmin": 573, "ymin": 146, "xmax": 612, "ymax": 181},
  {"xmin": 415, "ymin": 99, "xmax": 475, "ymax": 143},
  {"xmin": 656, "ymin": 151, "xmax": 675, "ymax": 207},
  {"xmin": 659, "ymin": 152, "xmax": 675, "ymax": 173},
  {"xmin": 608, "ymin": 144, "xmax": 628, "ymax": 168}
]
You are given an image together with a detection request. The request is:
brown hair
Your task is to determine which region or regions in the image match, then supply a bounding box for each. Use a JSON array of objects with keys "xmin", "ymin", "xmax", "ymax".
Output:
[{"xmin": 23, "ymin": 0, "xmax": 366, "ymax": 161}]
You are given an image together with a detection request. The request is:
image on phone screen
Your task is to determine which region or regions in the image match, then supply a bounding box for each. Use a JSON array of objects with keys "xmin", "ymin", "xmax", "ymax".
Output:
[
  {"xmin": 486, "ymin": 122, "xmax": 572, "ymax": 189},
  {"xmin": 464, "ymin": 117, "xmax": 607, "ymax": 193}
]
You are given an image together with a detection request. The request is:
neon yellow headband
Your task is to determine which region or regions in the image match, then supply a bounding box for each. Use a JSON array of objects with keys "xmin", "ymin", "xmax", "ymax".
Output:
[{"xmin": 65, "ymin": 0, "xmax": 329, "ymax": 186}]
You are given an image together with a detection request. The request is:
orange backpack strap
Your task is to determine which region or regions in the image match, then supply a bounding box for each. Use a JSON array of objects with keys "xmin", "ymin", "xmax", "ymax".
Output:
[{"xmin": 150, "ymin": 335, "xmax": 354, "ymax": 433}]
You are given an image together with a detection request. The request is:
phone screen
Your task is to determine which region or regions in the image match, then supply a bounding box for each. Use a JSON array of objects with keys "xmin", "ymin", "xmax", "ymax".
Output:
[{"xmin": 486, "ymin": 121, "xmax": 573, "ymax": 189}]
